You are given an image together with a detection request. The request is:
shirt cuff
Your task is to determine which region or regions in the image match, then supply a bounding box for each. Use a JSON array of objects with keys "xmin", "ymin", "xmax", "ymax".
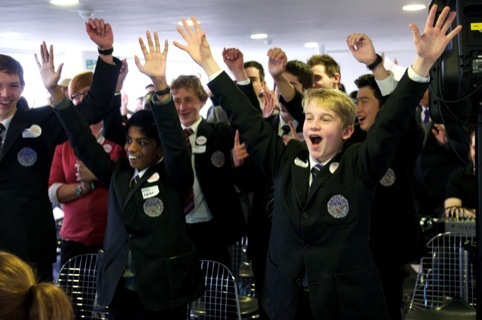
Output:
[
  {"xmin": 53, "ymin": 96, "xmax": 72, "ymax": 110},
  {"xmin": 375, "ymin": 71, "xmax": 397, "ymax": 96},
  {"xmin": 208, "ymin": 70, "xmax": 224, "ymax": 82},
  {"xmin": 408, "ymin": 66, "xmax": 430, "ymax": 83},
  {"xmin": 237, "ymin": 79, "xmax": 250, "ymax": 85},
  {"xmin": 48, "ymin": 183, "xmax": 63, "ymax": 206}
]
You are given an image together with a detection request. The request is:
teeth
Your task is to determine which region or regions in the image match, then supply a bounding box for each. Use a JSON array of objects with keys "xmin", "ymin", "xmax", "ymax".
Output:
[{"xmin": 129, "ymin": 155, "xmax": 140, "ymax": 160}]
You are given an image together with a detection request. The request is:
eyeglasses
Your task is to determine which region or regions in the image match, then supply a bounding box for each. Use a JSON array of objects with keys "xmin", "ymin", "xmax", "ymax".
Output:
[{"xmin": 70, "ymin": 91, "xmax": 89, "ymax": 101}]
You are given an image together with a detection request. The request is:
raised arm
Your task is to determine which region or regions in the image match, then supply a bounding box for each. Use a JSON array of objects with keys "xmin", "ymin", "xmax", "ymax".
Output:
[{"xmin": 410, "ymin": 4, "xmax": 461, "ymax": 77}]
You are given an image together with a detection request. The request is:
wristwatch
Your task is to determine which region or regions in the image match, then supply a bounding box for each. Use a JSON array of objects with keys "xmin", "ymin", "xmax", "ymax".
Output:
[{"xmin": 75, "ymin": 184, "xmax": 82, "ymax": 197}]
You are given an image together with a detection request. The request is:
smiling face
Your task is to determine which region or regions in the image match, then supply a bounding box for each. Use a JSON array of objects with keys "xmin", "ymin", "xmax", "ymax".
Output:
[
  {"xmin": 125, "ymin": 126, "xmax": 162, "ymax": 171},
  {"xmin": 0, "ymin": 71, "xmax": 23, "ymax": 121},
  {"xmin": 172, "ymin": 87, "xmax": 204, "ymax": 127},
  {"xmin": 356, "ymin": 86, "xmax": 381, "ymax": 132}
]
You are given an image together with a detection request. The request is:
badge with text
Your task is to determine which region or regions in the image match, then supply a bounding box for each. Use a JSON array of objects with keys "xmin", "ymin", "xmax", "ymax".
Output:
[
  {"xmin": 22, "ymin": 124, "xmax": 42, "ymax": 138},
  {"xmin": 143, "ymin": 197, "xmax": 164, "ymax": 217},
  {"xmin": 142, "ymin": 186, "xmax": 159, "ymax": 199},
  {"xmin": 17, "ymin": 147, "xmax": 37, "ymax": 167},
  {"xmin": 196, "ymin": 135, "xmax": 207, "ymax": 145},
  {"xmin": 192, "ymin": 145, "xmax": 206, "ymax": 154}
]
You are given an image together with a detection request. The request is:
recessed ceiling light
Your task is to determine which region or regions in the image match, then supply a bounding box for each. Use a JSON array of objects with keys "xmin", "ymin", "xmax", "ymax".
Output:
[
  {"xmin": 402, "ymin": 4, "xmax": 426, "ymax": 11},
  {"xmin": 50, "ymin": 0, "xmax": 79, "ymax": 5},
  {"xmin": 304, "ymin": 42, "xmax": 319, "ymax": 48},
  {"xmin": 250, "ymin": 33, "xmax": 268, "ymax": 40}
]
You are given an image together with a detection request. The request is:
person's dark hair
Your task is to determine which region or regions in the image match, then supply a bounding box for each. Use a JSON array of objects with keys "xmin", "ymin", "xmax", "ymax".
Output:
[
  {"xmin": 306, "ymin": 54, "xmax": 341, "ymax": 79},
  {"xmin": 285, "ymin": 60, "xmax": 314, "ymax": 90},
  {"xmin": 125, "ymin": 110, "xmax": 161, "ymax": 146},
  {"xmin": 244, "ymin": 60, "xmax": 265, "ymax": 82},
  {"xmin": 354, "ymin": 74, "xmax": 384, "ymax": 107},
  {"xmin": 0, "ymin": 54, "xmax": 25, "ymax": 86}
]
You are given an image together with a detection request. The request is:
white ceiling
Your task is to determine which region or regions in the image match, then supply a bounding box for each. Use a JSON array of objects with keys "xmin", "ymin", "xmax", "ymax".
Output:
[
  {"xmin": 0, "ymin": 0, "xmax": 431, "ymax": 98},
  {"xmin": 1, "ymin": 0, "xmax": 429, "ymax": 59}
]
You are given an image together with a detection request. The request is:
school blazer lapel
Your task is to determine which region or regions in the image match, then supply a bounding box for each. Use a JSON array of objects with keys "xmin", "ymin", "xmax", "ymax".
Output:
[
  {"xmin": 0, "ymin": 111, "xmax": 29, "ymax": 162},
  {"xmin": 291, "ymin": 152, "xmax": 310, "ymax": 209}
]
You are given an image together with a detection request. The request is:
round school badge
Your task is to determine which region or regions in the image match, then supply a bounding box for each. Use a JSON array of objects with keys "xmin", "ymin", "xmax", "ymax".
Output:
[
  {"xmin": 211, "ymin": 151, "xmax": 225, "ymax": 168},
  {"xmin": 103, "ymin": 144, "xmax": 113, "ymax": 153},
  {"xmin": 379, "ymin": 168, "xmax": 396, "ymax": 187},
  {"xmin": 327, "ymin": 195, "xmax": 349, "ymax": 219},
  {"xmin": 143, "ymin": 197, "xmax": 164, "ymax": 218},
  {"xmin": 196, "ymin": 136, "xmax": 207, "ymax": 145},
  {"xmin": 17, "ymin": 147, "xmax": 37, "ymax": 167}
]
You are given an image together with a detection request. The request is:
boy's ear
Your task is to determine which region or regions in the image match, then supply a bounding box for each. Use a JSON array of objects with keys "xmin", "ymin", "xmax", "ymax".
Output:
[{"xmin": 342, "ymin": 125, "xmax": 354, "ymax": 140}]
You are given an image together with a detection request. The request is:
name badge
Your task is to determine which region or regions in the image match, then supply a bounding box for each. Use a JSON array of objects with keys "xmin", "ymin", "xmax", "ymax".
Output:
[
  {"xmin": 22, "ymin": 124, "xmax": 42, "ymax": 138},
  {"xmin": 142, "ymin": 186, "xmax": 159, "ymax": 199},
  {"xmin": 192, "ymin": 145, "xmax": 206, "ymax": 154}
]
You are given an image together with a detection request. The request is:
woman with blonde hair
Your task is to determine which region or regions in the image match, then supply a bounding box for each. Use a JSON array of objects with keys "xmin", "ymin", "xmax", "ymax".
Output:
[{"xmin": 0, "ymin": 251, "xmax": 73, "ymax": 320}]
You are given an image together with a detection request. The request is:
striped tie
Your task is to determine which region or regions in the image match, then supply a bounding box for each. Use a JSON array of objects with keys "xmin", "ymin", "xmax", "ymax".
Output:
[
  {"xmin": 311, "ymin": 164, "xmax": 323, "ymax": 183},
  {"xmin": 129, "ymin": 175, "xmax": 140, "ymax": 189}
]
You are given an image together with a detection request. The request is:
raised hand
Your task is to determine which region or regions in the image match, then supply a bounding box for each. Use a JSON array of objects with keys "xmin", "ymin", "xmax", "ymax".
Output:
[
  {"xmin": 35, "ymin": 42, "xmax": 63, "ymax": 93},
  {"xmin": 261, "ymin": 90, "xmax": 278, "ymax": 118},
  {"xmin": 173, "ymin": 17, "xmax": 221, "ymax": 76},
  {"xmin": 346, "ymin": 33, "xmax": 377, "ymax": 65},
  {"xmin": 222, "ymin": 48, "xmax": 247, "ymax": 81},
  {"xmin": 267, "ymin": 48, "xmax": 287, "ymax": 78},
  {"xmin": 85, "ymin": 18, "xmax": 114, "ymax": 50},
  {"xmin": 116, "ymin": 59, "xmax": 129, "ymax": 92},
  {"xmin": 409, "ymin": 5, "xmax": 462, "ymax": 77},
  {"xmin": 134, "ymin": 31, "xmax": 168, "ymax": 82},
  {"xmin": 232, "ymin": 130, "xmax": 249, "ymax": 167}
]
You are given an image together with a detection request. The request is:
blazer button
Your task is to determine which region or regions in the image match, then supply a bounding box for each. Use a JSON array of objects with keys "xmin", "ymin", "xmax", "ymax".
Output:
[
  {"xmin": 304, "ymin": 244, "xmax": 311, "ymax": 252},
  {"xmin": 296, "ymin": 278, "xmax": 302, "ymax": 286},
  {"xmin": 302, "ymin": 212, "xmax": 308, "ymax": 219},
  {"xmin": 128, "ymin": 234, "xmax": 135, "ymax": 239}
]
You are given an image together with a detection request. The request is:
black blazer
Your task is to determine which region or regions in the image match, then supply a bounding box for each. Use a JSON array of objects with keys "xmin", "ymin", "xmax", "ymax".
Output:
[
  {"xmin": 209, "ymin": 70, "xmax": 428, "ymax": 320},
  {"xmin": 55, "ymin": 97, "xmax": 203, "ymax": 310},
  {"xmin": 193, "ymin": 118, "xmax": 247, "ymax": 246},
  {"xmin": 0, "ymin": 57, "xmax": 120, "ymax": 265}
]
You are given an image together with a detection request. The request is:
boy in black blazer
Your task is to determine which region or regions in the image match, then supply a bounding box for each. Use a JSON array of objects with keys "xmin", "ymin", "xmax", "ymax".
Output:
[
  {"xmin": 173, "ymin": 5, "xmax": 460, "ymax": 319},
  {"xmin": 49, "ymin": 32, "xmax": 203, "ymax": 318},
  {"xmin": 0, "ymin": 18, "xmax": 121, "ymax": 281}
]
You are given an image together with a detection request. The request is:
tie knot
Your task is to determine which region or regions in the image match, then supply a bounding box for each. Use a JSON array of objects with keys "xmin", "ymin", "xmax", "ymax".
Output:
[
  {"xmin": 184, "ymin": 128, "xmax": 194, "ymax": 138},
  {"xmin": 281, "ymin": 125, "xmax": 290, "ymax": 136},
  {"xmin": 311, "ymin": 163, "xmax": 323, "ymax": 180},
  {"xmin": 130, "ymin": 175, "xmax": 140, "ymax": 189}
]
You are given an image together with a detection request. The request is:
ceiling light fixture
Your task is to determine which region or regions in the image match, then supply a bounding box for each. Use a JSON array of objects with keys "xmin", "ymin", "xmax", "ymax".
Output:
[
  {"xmin": 304, "ymin": 42, "xmax": 319, "ymax": 48},
  {"xmin": 251, "ymin": 33, "xmax": 268, "ymax": 40},
  {"xmin": 178, "ymin": 20, "xmax": 201, "ymax": 26},
  {"xmin": 50, "ymin": 0, "xmax": 79, "ymax": 5},
  {"xmin": 402, "ymin": 4, "xmax": 426, "ymax": 11}
]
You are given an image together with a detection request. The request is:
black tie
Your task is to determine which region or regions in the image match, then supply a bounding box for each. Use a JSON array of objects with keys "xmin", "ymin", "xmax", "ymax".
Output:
[
  {"xmin": 130, "ymin": 175, "xmax": 140, "ymax": 189},
  {"xmin": 0, "ymin": 123, "xmax": 6, "ymax": 154},
  {"xmin": 281, "ymin": 125, "xmax": 290, "ymax": 137}
]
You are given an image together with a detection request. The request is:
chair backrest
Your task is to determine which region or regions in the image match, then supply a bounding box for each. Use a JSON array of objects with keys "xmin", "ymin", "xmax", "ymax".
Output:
[
  {"xmin": 228, "ymin": 235, "xmax": 256, "ymax": 297},
  {"xmin": 187, "ymin": 259, "xmax": 242, "ymax": 320},
  {"xmin": 408, "ymin": 232, "xmax": 476, "ymax": 312},
  {"xmin": 55, "ymin": 253, "xmax": 108, "ymax": 319}
]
